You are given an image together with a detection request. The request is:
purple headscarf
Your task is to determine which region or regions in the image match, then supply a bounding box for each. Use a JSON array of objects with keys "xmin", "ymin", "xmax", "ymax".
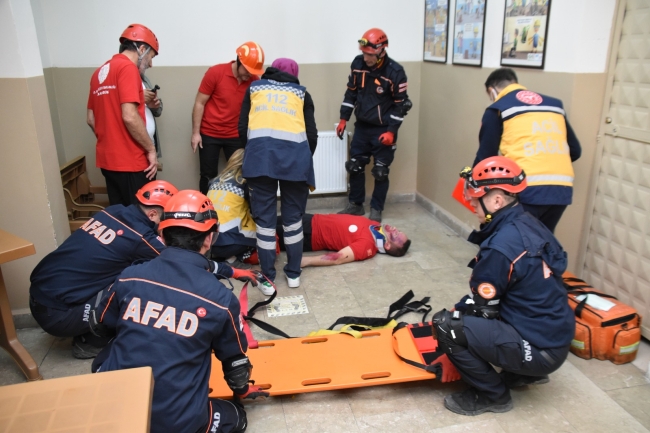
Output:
[{"xmin": 271, "ymin": 58, "xmax": 299, "ymax": 78}]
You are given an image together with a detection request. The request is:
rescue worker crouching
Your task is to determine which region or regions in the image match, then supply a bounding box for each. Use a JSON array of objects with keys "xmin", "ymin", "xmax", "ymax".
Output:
[
  {"xmin": 434, "ymin": 156, "xmax": 575, "ymax": 416},
  {"xmin": 29, "ymin": 180, "xmax": 178, "ymax": 359},
  {"xmin": 91, "ymin": 190, "xmax": 268, "ymax": 433},
  {"xmin": 336, "ymin": 28, "xmax": 412, "ymax": 223}
]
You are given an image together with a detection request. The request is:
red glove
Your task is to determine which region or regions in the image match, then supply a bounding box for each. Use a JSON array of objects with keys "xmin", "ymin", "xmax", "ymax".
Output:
[
  {"xmin": 430, "ymin": 352, "xmax": 461, "ymax": 383},
  {"xmin": 235, "ymin": 383, "xmax": 270, "ymax": 400},
  {"xmin": 378, "ymin": 131, "xmax": 395, "ymax": 146},
  {"xmin": 336, "ymin": 119, "xmax": 347, "ymax": 139},
  {"xmin": 232, "ymin": 269, "xmax": 260, "ymax": 287}
]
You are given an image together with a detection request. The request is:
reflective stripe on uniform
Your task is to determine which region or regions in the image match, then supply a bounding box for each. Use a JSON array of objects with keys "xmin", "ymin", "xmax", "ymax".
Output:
[
  {"xmin": 342, "ymin": 102, "xmax": 354, "ymax": 108},
  {"xmin": 257, "ymin": 239, "xmax": 276, "ymax": 250},
  {"xmin": 390, "ymin": 115, "xmax": 403, "ymax": 121},
  {"xmin": 526, "ymin": 174, "xmax": 574, "ymax": 183},
  {"xmin": 256, "ymin": 227, "xmax": 276, "ymax": 237},
  {"xmin": 501, "ymin": 105, "xmax": 566, "ymax": 119},
  {"xmin": 248, "ymin": 128, "xmax": 307, "ymax": 144},
  {"xmin": 284, "ymin": 232, "xmax": 304, "ymax": 245},
  {"xmin": 283, "ymin": 221, "xmax": 302, "ymax": 232}
]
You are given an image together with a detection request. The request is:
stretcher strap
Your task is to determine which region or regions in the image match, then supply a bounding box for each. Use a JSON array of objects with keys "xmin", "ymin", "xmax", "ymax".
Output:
[
  {"xmin": 323, "ymin": 291, "xmax": 432, "ymax": 334},
  {"xmin": 309, "ymin": 320, "xmax": 398, "ymax": 338},
  {"xmin": 239, "ymin": 280, "xmax": 292, "ymax": 348},
  {"xmin": 391, "ymin": 322, "xmax": 461, "ymax": 382},
  {"xmin": 391, "ymin": 322, "xmax": 437, "ymax": 373}
]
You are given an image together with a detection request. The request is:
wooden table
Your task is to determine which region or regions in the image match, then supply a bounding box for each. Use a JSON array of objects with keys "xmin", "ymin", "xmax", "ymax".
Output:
[
  {"xmin": 0, "ymin": 366, "xmax": 154, "ymax": 432},
  {"xmin": 0, "ymin": 229, "xmax": 41, "ymax": 381}
]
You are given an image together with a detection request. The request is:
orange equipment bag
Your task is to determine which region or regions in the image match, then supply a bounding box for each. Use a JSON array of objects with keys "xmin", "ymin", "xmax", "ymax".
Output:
[{"xmin": 563, "ymin": 272, "xmax": 641, "ymax": 364}]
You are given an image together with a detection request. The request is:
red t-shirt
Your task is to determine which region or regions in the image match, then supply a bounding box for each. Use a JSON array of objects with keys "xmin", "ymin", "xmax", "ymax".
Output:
[
  {"xmin": 88, "ymin": 54, "xmax": 148, "ymax": 172},
  {"xmin": 198, "ymin": 62, "xmax": 258, "ymax": 138},
  {"xmin": 311, "ymin": 214, "xmax": 378, "ymax": 261}
]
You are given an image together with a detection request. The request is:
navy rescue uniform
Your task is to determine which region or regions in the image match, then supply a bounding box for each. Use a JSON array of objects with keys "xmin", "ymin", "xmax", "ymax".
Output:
[
  {"xmin": 474, "ymin": 84, "xmax": 582, "ymax": 232},
  {"xmin": 93, "ymin": 247, "xmax": 249, "ymax": 433},
  {"xmin": 340, "ymin": 54, "xmax": 409, "ymax": 211},
  {"xmin": 29, "ymin": 205, "xmax": 164, "ymax": 343},
  {"xmin": 451, "ymin": 205, "xmax": 575, "ymax": 402},
  {"xmin": 239, "ymin": 67, "xmax": 317, "ymax": 282}
]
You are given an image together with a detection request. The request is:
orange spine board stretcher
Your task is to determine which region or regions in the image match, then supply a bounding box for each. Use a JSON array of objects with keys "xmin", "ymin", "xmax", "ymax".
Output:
[{"xmin": 209, "ymin": 326, "xmax": 437, "ymax": 398}]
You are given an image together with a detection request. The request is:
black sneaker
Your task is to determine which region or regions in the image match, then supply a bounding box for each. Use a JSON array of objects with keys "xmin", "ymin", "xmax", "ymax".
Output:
[
  {"xmin": 337, "ymin": 202, "xmax": 365, "ymax": 216},
  {"xmin": 502, "ymin": 371, "xmax": 550, "ymax": 388},
  {"xmin": 369, "ymin": 208, "xmax": 382, "ymax": 222},
  {"xmin": 444, "ymin": 388, "xmax": 513, "ymax": 416},
  {"xmin": 72, "ymin": 336, "xmax": 102, "ymax": 359}
]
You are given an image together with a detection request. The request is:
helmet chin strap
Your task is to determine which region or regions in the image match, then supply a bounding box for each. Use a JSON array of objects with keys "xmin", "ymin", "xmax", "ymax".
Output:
[
  {"xmin": 478, "ymin": 195, "xmax": 519, "ymax": 224},
  {"xmin": 133, "ymin": 42, "xmax": 151, "ymax": 70}
]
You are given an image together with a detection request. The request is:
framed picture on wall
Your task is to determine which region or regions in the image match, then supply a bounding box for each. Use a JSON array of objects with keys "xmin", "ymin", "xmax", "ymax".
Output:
[
  {"xmin": 452, "ymin": 0, "xmax": 487, "ymax": 66},
  {"xmin": 500, "ymin": 0, "xmax": 551, "ymax": 68},
  {"xmin": 423, "ymin": 0, "xmax": 450, "ymax": 63}
]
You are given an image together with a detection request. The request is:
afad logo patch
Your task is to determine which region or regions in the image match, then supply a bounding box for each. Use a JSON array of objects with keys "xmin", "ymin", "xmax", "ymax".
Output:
[
  {"xmin": 516, "ymin": 90, "xmax": 543, "ymax": 105},
  {"xmin": 477, "ymin": 283, "xmax": 497, "ymax": 299}
]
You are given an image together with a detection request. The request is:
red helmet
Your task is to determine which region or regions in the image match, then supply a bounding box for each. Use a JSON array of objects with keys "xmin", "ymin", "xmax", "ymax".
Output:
[
  {"xmin": 135, "ymin": 180, "xmax": 178, "ymax": 207},
  {"xmin": 463, "ymin": 156, "xmax": 527, "ymax": 199},
  {"xmin": 120, "ymin": 24, "xmax": 159, "ymax": 54},
  {"xmin": 358, "ymin": 28, "xmax": 389, "ymax": 55},
  {"xmin": 158, "ymin": 190, "xmax": 218, "ymax": 232},
  {"xmin": 236, "ymin": 42, "xmax": 265, "ymax": 76}
]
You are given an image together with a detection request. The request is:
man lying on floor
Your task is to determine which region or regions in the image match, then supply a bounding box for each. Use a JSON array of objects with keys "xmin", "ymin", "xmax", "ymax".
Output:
[{"xmin": 277, "ymin": 213, "xmax": 411, "ymax": 267}]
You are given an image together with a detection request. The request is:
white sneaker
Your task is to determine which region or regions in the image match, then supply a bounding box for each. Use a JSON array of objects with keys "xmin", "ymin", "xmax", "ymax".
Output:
[
  {"xmin": 258, "ymin": 281, "xmax": 275, "ymax": 296},
  {"xmin": 286, "ymin": 276, "xmax": 300, "ymax": 288}
]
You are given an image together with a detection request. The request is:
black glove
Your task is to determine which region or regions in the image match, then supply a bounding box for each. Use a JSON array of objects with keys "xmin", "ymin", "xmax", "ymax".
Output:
[{"xmin": 235, "ymin": 382, "xmax": 269, "ymax": 400}]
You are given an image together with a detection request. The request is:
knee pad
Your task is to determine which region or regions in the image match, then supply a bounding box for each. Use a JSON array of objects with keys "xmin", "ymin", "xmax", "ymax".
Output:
[
  {"xmin": 371, "ymin": 163, "xmax": 390, "ymax": 181},
  {"xmin": 345, "ymin": 158, "xmax": 365, "ymax": 175},
  {"xmin": 432, "ymin": 309, "xmax": 468, "ymax": 354}
]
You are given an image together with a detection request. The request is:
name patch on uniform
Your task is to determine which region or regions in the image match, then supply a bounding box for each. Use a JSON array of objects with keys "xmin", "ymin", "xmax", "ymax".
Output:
[
  {"xmin": 80, "ymin": 218, "xmax": 117, "ymax": 245},
  {"xmin": 477, "ymin": 283, "xmax": 497, "ymax": 299},
  {"xmin": 122, "ymin": 297, "xmax": 199, "ymax": 337},
  {"xmin": 516, "ymin": 90, "xmax": 543, "ymax": 105}
]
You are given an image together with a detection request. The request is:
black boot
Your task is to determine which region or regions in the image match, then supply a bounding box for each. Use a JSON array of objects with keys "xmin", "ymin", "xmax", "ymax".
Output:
[{"xmin": 444, "ymin": 387, "xmax": 513, "ymax": 416}]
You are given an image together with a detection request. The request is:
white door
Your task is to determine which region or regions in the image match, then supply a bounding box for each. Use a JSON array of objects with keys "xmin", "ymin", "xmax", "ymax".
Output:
[{"xmin": 582, "ymin": 0, "xmax": 650, "ymax": 337}]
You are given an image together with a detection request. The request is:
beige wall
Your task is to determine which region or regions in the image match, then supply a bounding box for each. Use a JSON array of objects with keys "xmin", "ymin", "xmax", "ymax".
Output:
[
  {"xmin": 44, "ymin": 62, "xmax": 421, "ymax": 198},
  {"xmin": 0, "ymin": 76, "xmax": 69, "ymax": 311},
  {"xmin": 417, "ymin": 63, "xmax": 606, "ymax": 273}
]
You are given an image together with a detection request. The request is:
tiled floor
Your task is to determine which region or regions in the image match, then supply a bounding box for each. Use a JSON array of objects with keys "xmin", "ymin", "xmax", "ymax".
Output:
[{"xmin": 2, "ymin": 202, "xmax": 649, "ymax": 432}]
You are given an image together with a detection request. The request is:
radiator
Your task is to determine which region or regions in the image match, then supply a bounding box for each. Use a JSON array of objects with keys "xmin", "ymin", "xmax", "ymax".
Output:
[
  {"xmin": 311, "ymin": 131, "xmax": 348, "ymax": 194},
  {"xmin": 277, "ymin": 131, "xmax": 349, "ymax": 196}
]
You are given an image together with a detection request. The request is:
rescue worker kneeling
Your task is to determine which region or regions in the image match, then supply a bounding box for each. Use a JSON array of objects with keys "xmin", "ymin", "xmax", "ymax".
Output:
[
  {"xmin": 434, "ymin": 156, "xmax": 574, "ymax": 416},
  {"xmin": 91, "ymin": 190, "xmax": 267, "ymax": 433}
]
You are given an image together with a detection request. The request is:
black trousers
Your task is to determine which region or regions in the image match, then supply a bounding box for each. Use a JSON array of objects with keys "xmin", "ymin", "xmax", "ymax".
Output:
[
  {"xmin": 521, "ymin": 203, "xmax": 567, "ymax": 234},
  {"xmin": 199, "ymin": 135, "xmax": 243, "ymax": 194},
  {"xmin": 30, "ymin": 293, "xmax": 112, "ymax": 347},
  {"xmin": 101, "ymin": 169, "xmax": 151, "ymax": 207},
  {"xmin": 348, "ymin": 123, "xmax": 397, "ymax": 211},
  {"xmin": 277, "ymin": 214, "xmax": 314, "ymax": 252},
  {"xmin": 211, "ymin": 244, "xmax": 255, "ymax": 262},
  {"xmin": 448, "ymin": 316, "xmax": 569, "ymax": 401},
  {"xmin": 199, "ymin": 398, "xmax": 247, "ymax": 433}
]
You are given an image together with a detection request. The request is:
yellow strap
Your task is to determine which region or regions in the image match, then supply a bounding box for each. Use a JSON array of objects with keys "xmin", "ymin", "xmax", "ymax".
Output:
[{"xmin": 307, "ymin": 320, "xmax": 398, "ymax": 339}]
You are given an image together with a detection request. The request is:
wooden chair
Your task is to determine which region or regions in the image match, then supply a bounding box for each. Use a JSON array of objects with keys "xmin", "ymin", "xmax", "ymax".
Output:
[{"xmin": 60, "ymin": 156, "xmax": 108, "ymax": 231}]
